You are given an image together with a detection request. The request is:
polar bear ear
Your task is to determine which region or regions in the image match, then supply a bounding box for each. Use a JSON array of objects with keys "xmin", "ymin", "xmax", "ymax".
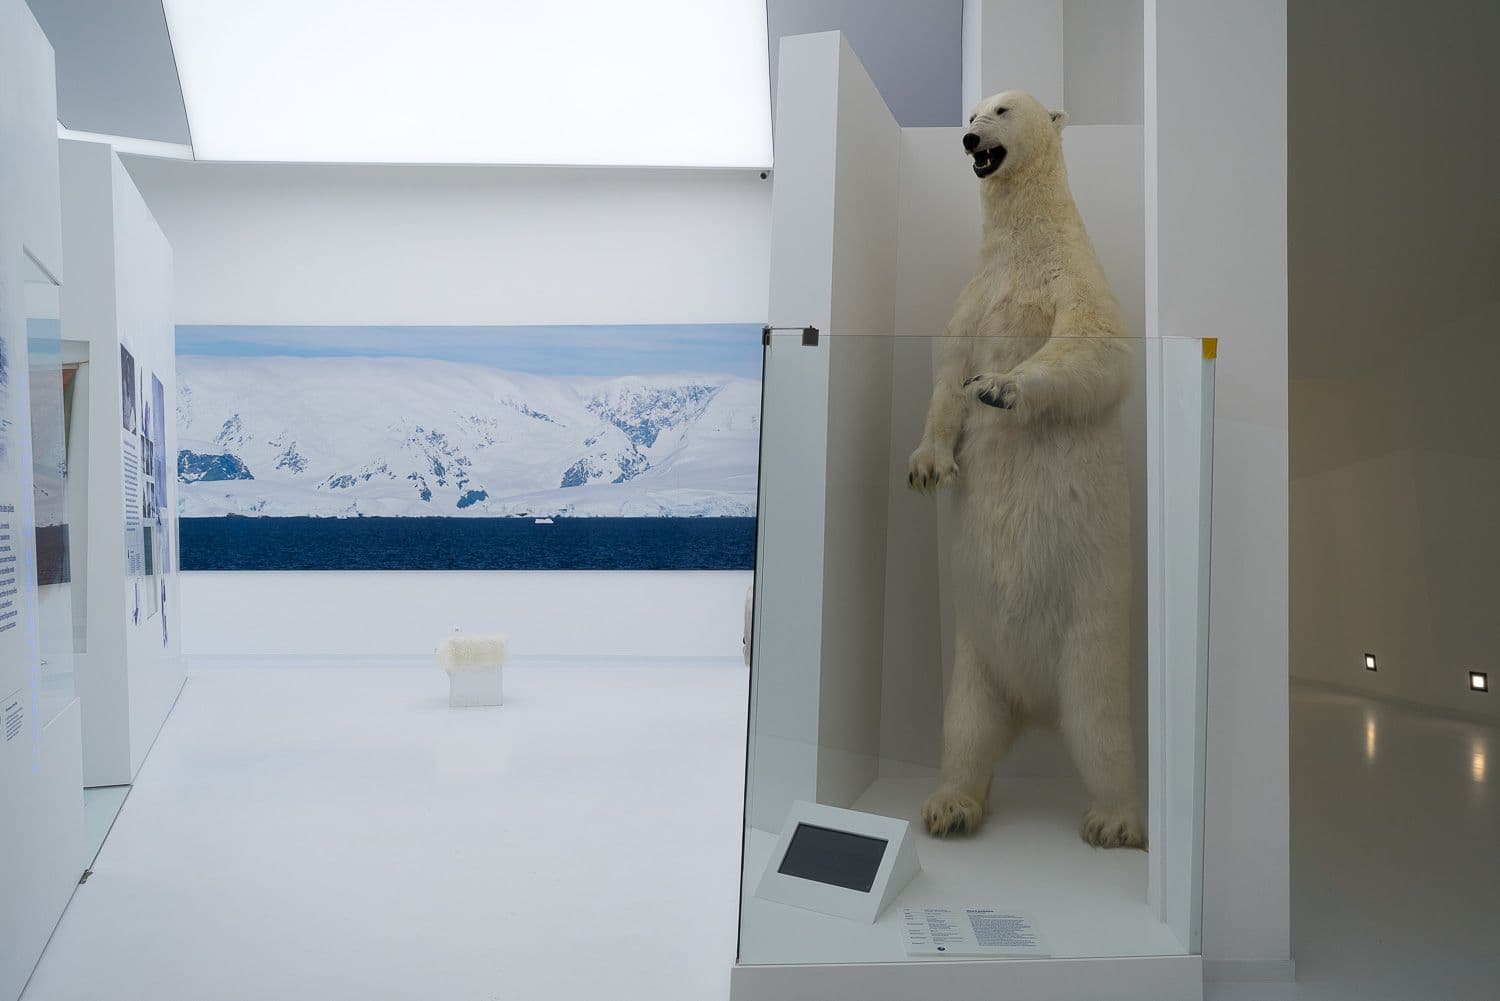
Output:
[{"xmin": 1049, "ymin": 109, "xmax": 1070, "ymax": 133}]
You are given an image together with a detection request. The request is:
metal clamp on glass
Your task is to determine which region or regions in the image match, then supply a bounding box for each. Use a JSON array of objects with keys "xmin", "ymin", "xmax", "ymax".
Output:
[{"xmin": 761, "ymin": 325, "xmax": 820, "ymax": 347}]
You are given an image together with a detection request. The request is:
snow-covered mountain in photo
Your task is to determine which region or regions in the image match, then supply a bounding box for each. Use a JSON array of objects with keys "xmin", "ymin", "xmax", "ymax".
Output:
[{"xmin": 176, "ymin": 355, "xmax": 760, "ymax": 518}]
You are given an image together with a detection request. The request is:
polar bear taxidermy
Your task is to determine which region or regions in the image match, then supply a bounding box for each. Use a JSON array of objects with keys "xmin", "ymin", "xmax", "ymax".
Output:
[{"xmin": 908, "ymin": 90, "xmax": 1142, "ymax": 850}]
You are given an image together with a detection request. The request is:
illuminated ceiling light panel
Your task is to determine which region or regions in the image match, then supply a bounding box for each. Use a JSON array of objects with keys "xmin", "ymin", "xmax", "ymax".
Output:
[{"xmin": 163, "ymin": 0, "xmax": 772, "ymax": 167}]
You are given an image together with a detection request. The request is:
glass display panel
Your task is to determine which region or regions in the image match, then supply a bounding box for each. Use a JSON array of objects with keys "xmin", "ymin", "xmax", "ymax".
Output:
[
  {"xmin": 739, "ymin": 333, "xmax": 1215, "ymax": 967},
  {"xmin": 24, "ymin": 278, "xmax": 75, "ymax": 724}
]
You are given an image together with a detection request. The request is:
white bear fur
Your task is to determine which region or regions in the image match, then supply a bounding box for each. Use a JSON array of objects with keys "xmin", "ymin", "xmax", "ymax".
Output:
[
  {"xmin": 436, "ymin": 633, "xmax": 510, "ymax": 672},
  {"xmin": 908, "ymin": 91, "xmax": 1143, "ymax": 850}
]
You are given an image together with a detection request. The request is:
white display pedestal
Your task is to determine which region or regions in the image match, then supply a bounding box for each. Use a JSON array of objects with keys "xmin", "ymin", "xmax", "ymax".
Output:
[{"xmin": 447, "ymin": 668, "xmax": 504, "ymax": 709}]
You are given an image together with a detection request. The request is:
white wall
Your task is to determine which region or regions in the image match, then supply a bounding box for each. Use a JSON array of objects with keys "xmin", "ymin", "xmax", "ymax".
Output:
[
  {"xmin": 119, "ymin": 148, "xmax": 772, "ymax": 663},
  {"xmin": 816, "ymin": 33, "xmax": 901, "ymax": 811},
  {"xmin": 180, "ymin": 570, "xmax": 752, "ymax": 662},
  {"xmin": 1147, "ymin": 0, "xmax": 1291, "ymax": 979},
  {"xmin": 123, "ymin": 158, "xmax": 770, "ymax": 327},
  {"xmin": 60, "ymin": 139, "xmax": 184, "ymax": 786},
  {"xmin": 1288, "ymin": 0, "xmax": 1500, "ymax": 722}
]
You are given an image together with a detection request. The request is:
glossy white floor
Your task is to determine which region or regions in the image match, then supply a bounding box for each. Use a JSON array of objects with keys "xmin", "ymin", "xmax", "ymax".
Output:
[
  {"xmin": 19, "ymin": 667, "xmax": 1499, "ymax": 1000},
  {"xmin": 1277, "ymin": 683, "xmax": 1498, "ymax": 1001},
  {"xmin": 20, "ymin": 660, "xmax": 748, "ymax": 1001}
]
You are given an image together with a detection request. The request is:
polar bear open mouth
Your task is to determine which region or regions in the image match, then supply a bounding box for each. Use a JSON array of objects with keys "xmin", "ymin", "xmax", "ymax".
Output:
[{"xmin": 970, "ymin": 143, "xmax": 1006, "ymax": 179}]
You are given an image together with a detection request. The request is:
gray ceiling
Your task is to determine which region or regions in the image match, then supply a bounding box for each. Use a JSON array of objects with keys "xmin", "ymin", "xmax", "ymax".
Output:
[
  {"xmin": 23, "ymin": 1, "xmax": 962, "ymax": 150},
  {"xmin": 766, "ymin": 0, "xmax": 963, "ymax": 127},
  {"xmin": 25, "ymin": 0, "xmax": 190, "ymax": 145}
]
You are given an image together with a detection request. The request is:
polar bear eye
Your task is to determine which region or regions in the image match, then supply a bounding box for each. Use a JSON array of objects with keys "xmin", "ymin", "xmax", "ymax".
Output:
[{"xmin": 994, "ymin": 106, "xmax": 1008, "ymax": 116}]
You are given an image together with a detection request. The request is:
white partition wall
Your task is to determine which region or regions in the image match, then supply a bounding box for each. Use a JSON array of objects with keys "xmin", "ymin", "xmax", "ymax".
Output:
[
  {"xmin": 0, "ymin": 3, "xmax": 85, "ymax": 998},
  {"xmin": 59, "ymin": 140, "xmax": 184, "ymax": 789},
  {"xmin": 745, "ymin": 31, "xmax": 901, "ymax": 833}
]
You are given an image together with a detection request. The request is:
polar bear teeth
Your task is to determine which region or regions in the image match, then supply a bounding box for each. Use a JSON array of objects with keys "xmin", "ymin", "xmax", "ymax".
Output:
[{"xmin": 970, "ymin": 143, "xmax": 1006, "ymax": 178}]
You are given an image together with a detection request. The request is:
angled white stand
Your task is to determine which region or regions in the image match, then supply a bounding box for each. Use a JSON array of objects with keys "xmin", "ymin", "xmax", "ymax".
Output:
[{"xmin": 755, "ymin": 802, "xmax": 919, "ymax": 924}]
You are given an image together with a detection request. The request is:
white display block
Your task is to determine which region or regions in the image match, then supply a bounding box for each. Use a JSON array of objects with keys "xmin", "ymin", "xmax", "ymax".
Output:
[
  {"xmin": 447, "ymin": 668, "xmax": 503, "ymax": 709},
  {"xmin": 755, "ymin": 802, "xmax": 919, "ymax": 924}
]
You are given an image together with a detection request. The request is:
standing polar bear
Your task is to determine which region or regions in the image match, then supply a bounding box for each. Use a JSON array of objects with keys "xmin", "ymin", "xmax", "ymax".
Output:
[{"xmin": 908, "ymin": 90, "xmax": 1142, "ymax": 849}]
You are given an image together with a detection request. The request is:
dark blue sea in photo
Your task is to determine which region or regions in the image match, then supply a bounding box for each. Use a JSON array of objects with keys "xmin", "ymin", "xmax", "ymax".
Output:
[{"xmin": 179, "ymin": 516, "xmax": 757, "ymax": 571}]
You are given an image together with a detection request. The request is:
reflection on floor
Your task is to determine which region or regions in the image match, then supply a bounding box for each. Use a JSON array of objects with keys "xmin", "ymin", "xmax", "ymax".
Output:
[
  {"xmin": 741, "ymin": 775, "xmax": 1180, "ymax": 965},
  {"xmin": 22, "ymin": 660, "xmax": 748, "ymax": 1001},
  {"xmin": 80, "ymin": 786, "xmax": 130, "ymax": 867},
  {"xmin": 1276, "ymin": 683, "xmax": 1498, "ymax": 1001}
]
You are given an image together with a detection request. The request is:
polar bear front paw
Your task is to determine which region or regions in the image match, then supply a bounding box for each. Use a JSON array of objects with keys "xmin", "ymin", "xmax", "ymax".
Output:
[
  {"xmin": 1080, "ymin": 803, "xmax": 1146, "ymax": 850},
  {"xmin": 908, "ymin": 444, "xmax": 958, "ymax": 493},
  {"xmin": 964, "ymin": 372, "xmax": 1020, "ymax": 411},
  {"xmin": 922, "ymin": 787, "xmax": 985, "ymax": 837}
]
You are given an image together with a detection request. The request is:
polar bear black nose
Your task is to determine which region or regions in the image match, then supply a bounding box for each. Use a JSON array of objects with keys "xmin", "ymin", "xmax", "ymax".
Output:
[{"xmin": 963, "ymin": 132, "xmax": 981, "ymax": 151}]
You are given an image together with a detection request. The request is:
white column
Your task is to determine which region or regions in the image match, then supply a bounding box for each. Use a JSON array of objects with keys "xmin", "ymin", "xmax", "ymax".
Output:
[
  {"xmin": 1146, "ymin": 0, "xmax": 1292, "ymax": 981},
  {"xmin": 961, "ymin": 0, "xmax": 1066, "ymax": 110}
]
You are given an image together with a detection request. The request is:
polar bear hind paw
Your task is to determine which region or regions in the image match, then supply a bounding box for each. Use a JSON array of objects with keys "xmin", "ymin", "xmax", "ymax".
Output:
[
  {"xmin": 908, "ymin": 444, "xmax": 959, "ymax": 492},
  {"xmin": 964, "ymin": 372, "xmax": 1019, "ymax": 410},
  {"xmin": 922, "ymin": 788, "xmax": 985, "ymax": 837},
  {"xmin": 1081, "ymin": 804, "xmax": 1146, "ymax": 850}
]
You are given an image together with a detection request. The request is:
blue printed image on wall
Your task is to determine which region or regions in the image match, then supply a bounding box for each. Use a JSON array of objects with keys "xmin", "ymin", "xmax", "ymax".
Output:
[{"xmin": 175, "ymin": 324, "xmax": 763, "ymax": 570}]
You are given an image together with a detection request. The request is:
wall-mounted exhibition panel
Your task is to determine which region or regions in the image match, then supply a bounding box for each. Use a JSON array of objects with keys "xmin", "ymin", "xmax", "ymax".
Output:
[{"xmin": 0, "ymin": 3, "xmax": 85, "ymax": 998}]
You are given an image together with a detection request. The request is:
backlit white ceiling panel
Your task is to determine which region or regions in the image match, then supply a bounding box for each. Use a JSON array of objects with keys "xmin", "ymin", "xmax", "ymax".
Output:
[{"xmin": 163, "ymin": 0, "xmax": 772, "ymax": 167}]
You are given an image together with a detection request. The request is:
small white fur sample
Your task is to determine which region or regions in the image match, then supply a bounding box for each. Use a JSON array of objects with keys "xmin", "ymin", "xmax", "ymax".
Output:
[
  {"xmin": 908, "ymin": 91, "xmax": 1143, "ymax": 850},
  {"xmin": 436, "ymin": 633, "xmax": 509, "ymax": 672},
  {"xmin": 438, "ymin": 634, "xmax": 507, "ymax": 708}
]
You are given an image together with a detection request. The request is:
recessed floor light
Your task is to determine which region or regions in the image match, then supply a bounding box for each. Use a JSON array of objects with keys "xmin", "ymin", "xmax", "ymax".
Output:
[
  {"xmin": 1364, "ymin": 653, "xmax": 1377, "ymax": 672},
  {"xmin": 1470, "ymin": 671, "xmax": 1489, "ymax": 693}
]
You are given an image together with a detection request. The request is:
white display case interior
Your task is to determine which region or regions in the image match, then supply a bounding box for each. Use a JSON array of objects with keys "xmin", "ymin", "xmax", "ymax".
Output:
[
  {"xmin": 734, "ymin": 24, "xmax": 1236, "ymax": 999},
  {"xmin": 740, "ymin": 332, "xmax": 1215, "ymax": 972}
]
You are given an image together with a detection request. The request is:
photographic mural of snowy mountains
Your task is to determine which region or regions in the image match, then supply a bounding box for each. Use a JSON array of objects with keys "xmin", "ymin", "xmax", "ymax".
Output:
[{"xmin": 175, "ymin": 327, "xmax": 763, "ymax": 520}]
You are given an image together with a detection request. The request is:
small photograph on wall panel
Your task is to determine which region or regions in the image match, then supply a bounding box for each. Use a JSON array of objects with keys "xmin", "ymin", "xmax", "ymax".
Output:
[
  {"xmin": 120, "ymin": 345, "xmax": 138, "ymax": 433},
  {"xmin": 0, "ymin": 330, "xmax": 9, "ymax": 471},
  {"xmin": 175, "ymin": 324, "xmax": 764, "ymax": 571},
  {"xmin": 122, "ymin": 345, "xmax": 147, "ymax": 594},
  {"xmin": 27, "ymin": 316, "xmax": 70, "ymax": 585},
  {"xmin": 152, "ymin": 374, "xmax": 169, "ymax": 574}
]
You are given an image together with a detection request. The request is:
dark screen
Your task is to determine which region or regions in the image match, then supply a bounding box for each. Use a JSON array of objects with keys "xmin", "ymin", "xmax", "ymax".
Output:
[{"xmin": 776, "ymin": 823, "xmax": 888, "ymax": 893}]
